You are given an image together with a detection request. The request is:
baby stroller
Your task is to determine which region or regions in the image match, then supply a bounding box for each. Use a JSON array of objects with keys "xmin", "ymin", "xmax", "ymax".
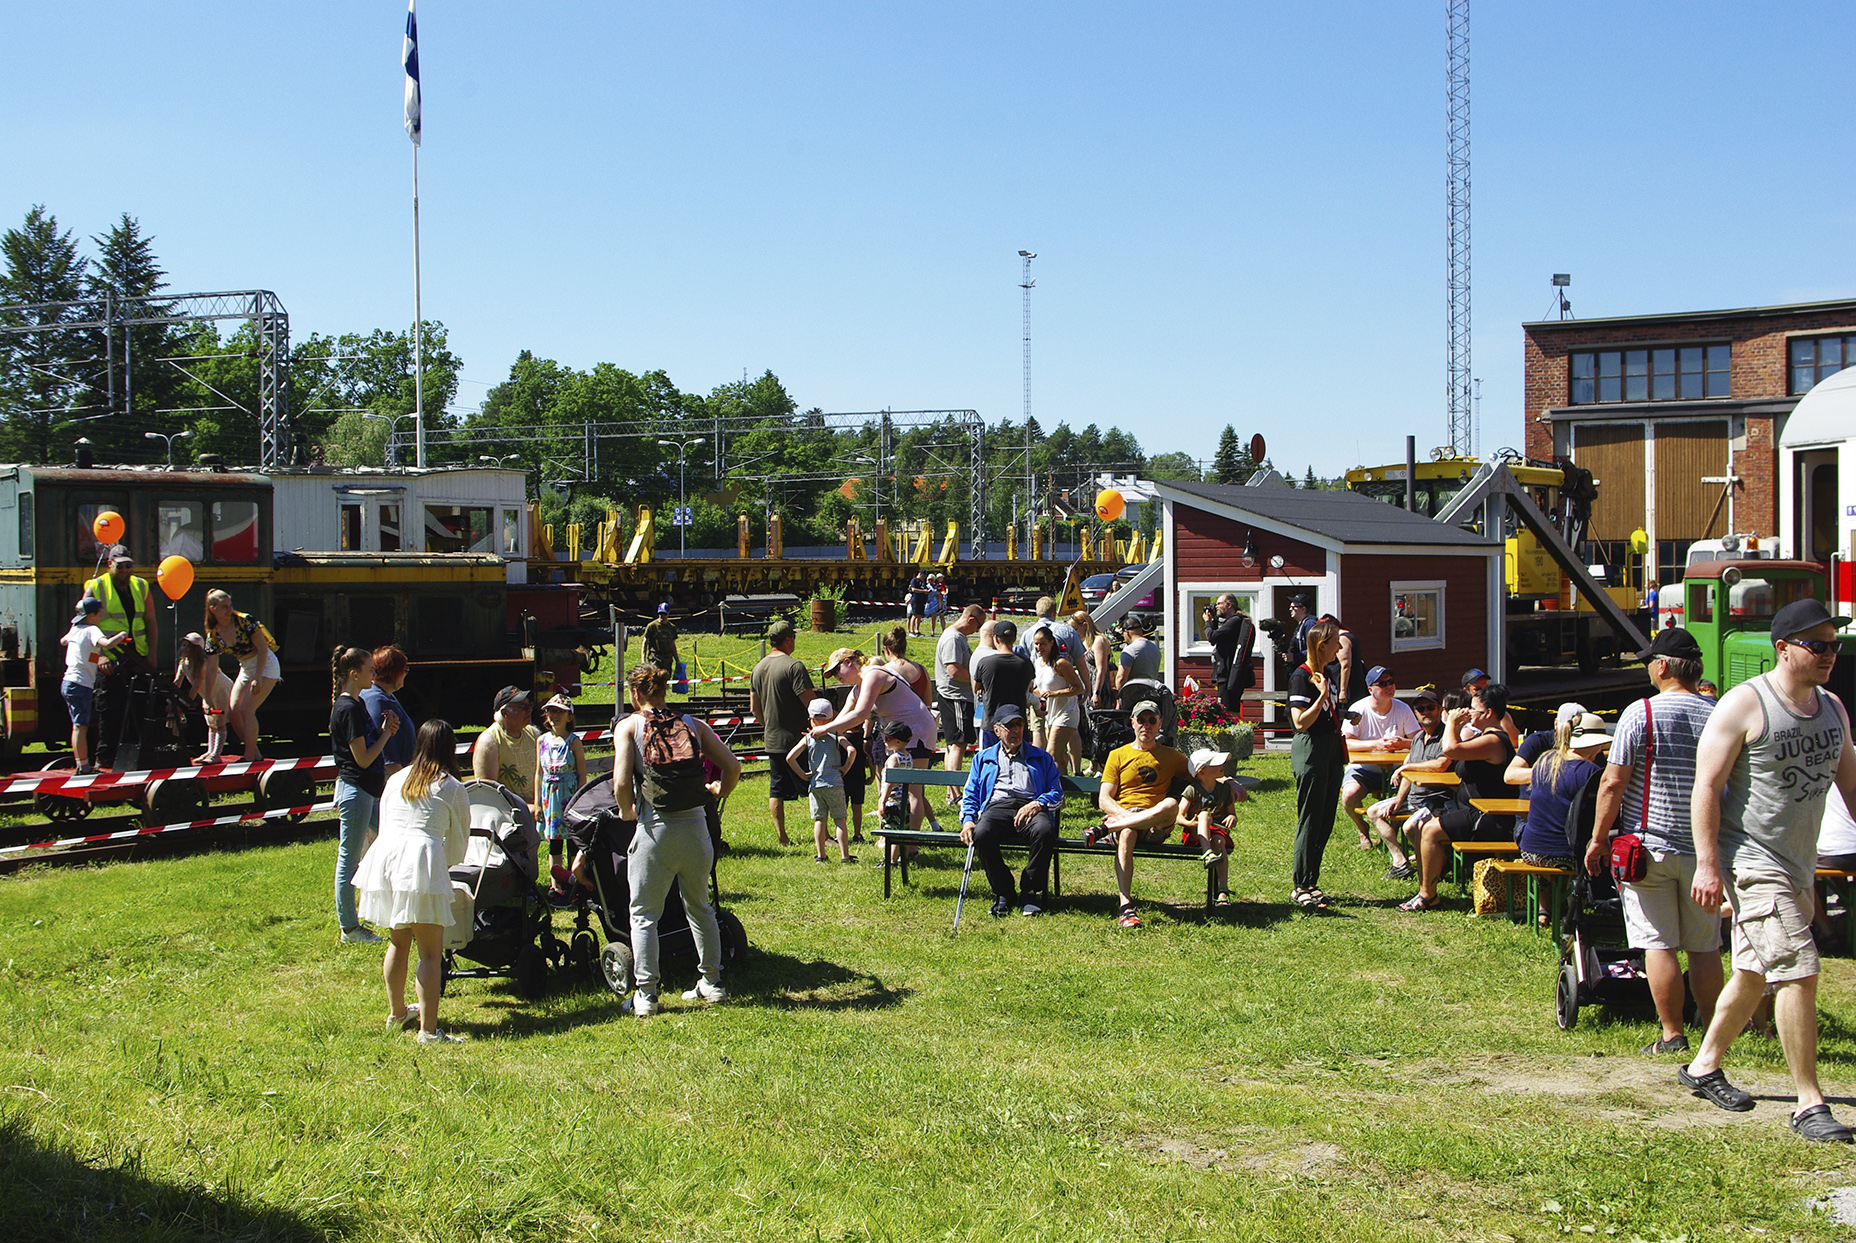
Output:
[
  {"xmin": 558, "ymin": 771, "xmax": 748, "ymax": 999},
  {"xmin": 1088, "ymin": 679, "xmax": 1179, "ymax": 770},
  {"xmin": 442, "ymin": 780, "xmax": 559, "ymax": 1001},
  {"xmin": 1554, "ymin": 774, "xmax": 1685, "ymax": 1030}
]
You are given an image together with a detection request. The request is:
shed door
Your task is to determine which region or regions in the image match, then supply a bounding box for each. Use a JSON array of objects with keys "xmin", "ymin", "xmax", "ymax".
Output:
[{"xmin": 1654, "ymin": 421, "xmax": 1732, "ymax": 543}]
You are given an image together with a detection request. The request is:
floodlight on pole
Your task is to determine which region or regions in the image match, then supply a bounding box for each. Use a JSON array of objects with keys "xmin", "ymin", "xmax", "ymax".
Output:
[
  {"xmin": 656, "ymin": 436, "xmax": 707, "ymax": 558},
  {"xmin": 363, "ymin": 412, "xmax": 418, "ymax": 467},
  {"xmin": 144, "ymin": 429, "xmax": 191, "ymax": 469}
]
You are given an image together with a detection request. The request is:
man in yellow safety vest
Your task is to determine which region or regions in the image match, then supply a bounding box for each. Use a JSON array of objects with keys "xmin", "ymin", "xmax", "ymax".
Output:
[{"xmin": 81, "ymin": 546, "xmax": 160, "ymax": 767}]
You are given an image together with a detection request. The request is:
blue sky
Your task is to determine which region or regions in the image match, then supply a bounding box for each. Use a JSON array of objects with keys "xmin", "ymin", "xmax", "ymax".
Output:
[{"xmin": 4, "ymin": 2, "xmax": 1853, "ymax": 477}]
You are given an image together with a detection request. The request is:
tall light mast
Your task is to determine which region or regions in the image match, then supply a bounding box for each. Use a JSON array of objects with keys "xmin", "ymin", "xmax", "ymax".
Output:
[
  {"xmin": 1445, "ymin": 0, "xmax": 1472, "ymax": 455},
  {"xmin": 1019, "ymin": 250, "xmax": 1036, "ymax": 537}
]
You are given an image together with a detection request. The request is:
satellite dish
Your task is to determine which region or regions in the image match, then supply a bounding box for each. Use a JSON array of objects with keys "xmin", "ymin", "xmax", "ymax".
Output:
[{"xmin": 1249, "ymin": 434, "xmax": 1266, "ymax": 463}]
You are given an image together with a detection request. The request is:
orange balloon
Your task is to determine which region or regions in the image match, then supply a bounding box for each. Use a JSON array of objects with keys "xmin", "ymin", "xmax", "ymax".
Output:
[
  {"xmin": 92, "ymin": 511, "xmax": 125, "ymax": 544},
  {"xmin": 156, "ymin": 555, "xmax": 194, "ymax": 602},
  {"xmin": 1094, "ymin": 489, "xmax": 1125, "ymax": 522}
]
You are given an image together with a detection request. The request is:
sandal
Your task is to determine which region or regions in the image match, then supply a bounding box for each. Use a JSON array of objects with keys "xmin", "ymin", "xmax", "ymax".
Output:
[
  {"xmin": 1397, "ymin": 893, "xmax": 1440, "ymax": 913},
  {"xmin": 1117, "ymin": 904, "xmax": 1142, "ymax": 929},
  {"xmin": 1677, "ymin": 1064, "xmax": 1754, "ymax": 1112},
  {"xmin": 1308, "ymin": 888, "xmax": 1333, "ymax": 909},
  {"xmin": 1383, "ymin": 861, "xmax": 1416, "ymax": 881},
  {"xmin": 1291, "ymin": 888, "xmax": 1320, "ymax": 909},
  {"xmin": 1214, "ymin": 892, "xmax": 1231, "ymax": 908}
]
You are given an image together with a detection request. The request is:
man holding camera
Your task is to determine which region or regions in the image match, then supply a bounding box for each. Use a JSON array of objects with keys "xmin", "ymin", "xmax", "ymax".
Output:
[{"xmin": 1202, "ymin": 593, "xmax": 1256, "ymax": 713}]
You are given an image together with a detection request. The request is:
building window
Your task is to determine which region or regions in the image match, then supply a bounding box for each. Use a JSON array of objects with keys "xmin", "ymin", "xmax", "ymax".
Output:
[
  {"xmin": 502, "ymin": 507, "xmax": 524, "ymax": 558},
  {"xmin": 1390, "ymin": 581, "xmax": 1445, "ymax": 652},
  {"xmin": 1569, "ymin": 345, "xmax": 1728, "ymax": 404},
  {"xmin": 425, "ymin": 505, "xmax": 494, "ymax": 554},
  {"xmin": 1789, "ymin": 334, "xmax": 1856, "ymax": 394},
  {"xmin": 378, "ymin": 503, "xmax": 402, "ymax": 552},
  {"xmin": 339, "ymin": 503, "xmax": 362, "ymax": 551},
  {"xmin": 1179, "ymin": 587, "xmax": 1264, "ymax": 655},
  {"xmin": 158, "ymin": 502, "xmax": 204, "ymax": 562}
]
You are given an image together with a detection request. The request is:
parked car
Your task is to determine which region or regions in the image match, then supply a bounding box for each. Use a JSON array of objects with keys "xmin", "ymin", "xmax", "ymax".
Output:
[{"xmin": 1080, "ymin": 567, "xmax": 1156, "ymax": 610}]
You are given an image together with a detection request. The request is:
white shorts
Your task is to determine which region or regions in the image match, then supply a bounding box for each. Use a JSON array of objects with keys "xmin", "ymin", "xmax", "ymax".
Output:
[
  {"xmin": 1621, "ymin": 850, "xmax": 1723, "ymax": 954},
  {"xmin": 236, "ymin": 647, "xmax": 282, "ymax": 689}
]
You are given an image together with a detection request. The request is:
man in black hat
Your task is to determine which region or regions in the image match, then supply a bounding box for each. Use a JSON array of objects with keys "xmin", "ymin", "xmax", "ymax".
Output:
[
  {"xmin": 1287, "ymin": 594, "xmax": 1314, "ymax": 667},
  {"xmin": 1588, "ymin": 626, "xmax": 1723, "ymax": 1057},
  {"xmin": 1681, "ymin": 600, "xmax": 1856, "ymax": 1141}
]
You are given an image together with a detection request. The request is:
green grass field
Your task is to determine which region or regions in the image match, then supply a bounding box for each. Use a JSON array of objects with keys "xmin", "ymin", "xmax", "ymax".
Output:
[{"xmin": 4, "ymin": 749, "xmax": 1855, "ymax": 1241}]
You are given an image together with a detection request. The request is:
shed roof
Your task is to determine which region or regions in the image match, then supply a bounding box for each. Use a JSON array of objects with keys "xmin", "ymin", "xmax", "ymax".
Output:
[{"xmin": 1157, "ymin": 480, "xmax": 1495, "ymax": 550}]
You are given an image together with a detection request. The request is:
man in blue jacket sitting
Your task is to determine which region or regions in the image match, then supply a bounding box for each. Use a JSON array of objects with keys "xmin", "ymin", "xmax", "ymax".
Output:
[{"xmin": 959, "ymin": 704, "xmax": 1066, "ymax": 917}]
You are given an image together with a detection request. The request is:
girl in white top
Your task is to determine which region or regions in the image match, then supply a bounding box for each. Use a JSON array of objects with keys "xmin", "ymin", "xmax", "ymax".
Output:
[
  {"xmin": 354, "ymin": 720, "xmax": 473, "ymax": 1044},
  {"xmin": 1030, "ymin": 626, "xmax": 1090, "ymax": 774},
  {"xmin": 175, "ymin": 632, "xmax": 234, "ymax": 763}
]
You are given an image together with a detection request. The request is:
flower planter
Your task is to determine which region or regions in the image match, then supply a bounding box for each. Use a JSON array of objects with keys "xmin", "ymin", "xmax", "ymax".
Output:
[{"xmin": 1176, "ymin": 722, "xmax": 1255, "ymax": 763}]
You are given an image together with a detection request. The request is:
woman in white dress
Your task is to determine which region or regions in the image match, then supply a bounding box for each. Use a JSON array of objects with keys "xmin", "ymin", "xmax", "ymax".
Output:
[
  {"xmin": 355, "ymin": 719, "xmax": 472, "ymax": 1044},
  {"xmin": 1031, "ymin": 626, "xmax": 1089, "ymax": 774}
]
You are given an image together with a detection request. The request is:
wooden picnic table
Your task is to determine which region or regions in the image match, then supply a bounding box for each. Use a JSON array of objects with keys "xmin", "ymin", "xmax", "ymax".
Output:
[
  {"xmin": 1470, "ymin": 798, "xmax": 1531, "ymax": 816},
  {"xmin": 1346, "ymin": 746, "xmax": 1411, "ymax": 766},
  {"xmin": 1404, "ymin": 771, "xmax": 1460, "ymax": 786}
]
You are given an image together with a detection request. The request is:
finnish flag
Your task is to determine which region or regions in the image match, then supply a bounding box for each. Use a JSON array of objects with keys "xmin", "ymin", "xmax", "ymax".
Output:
[{"xmin": 402, "ymin": 0, "xmax": 421, "ymax": 146}]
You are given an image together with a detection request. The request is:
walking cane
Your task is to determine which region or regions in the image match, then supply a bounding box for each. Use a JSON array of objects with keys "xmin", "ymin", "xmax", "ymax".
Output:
[{"xmin": 952, "ymin": 841, "xmax": 977, "ymax": 934}]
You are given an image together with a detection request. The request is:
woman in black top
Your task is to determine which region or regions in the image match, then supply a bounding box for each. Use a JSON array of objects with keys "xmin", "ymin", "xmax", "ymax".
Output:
[
  {"xmin": 1399, "ymin": 683, "xmax": 1515, "ymax": 912},
  {"xmin": 1288, "ymin": 619, "xmax": 1345, "ymax": 909},
  {"xmin": 332, "ymin": 645, "xmax": 400, "ymax": 943}
]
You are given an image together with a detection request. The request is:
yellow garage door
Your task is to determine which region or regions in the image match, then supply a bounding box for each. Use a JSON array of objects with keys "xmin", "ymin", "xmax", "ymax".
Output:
[
  {"xmin": 1653, "ymin": 420, "xmax": 1731, "ymax": 542},
  {"xmin": 1571, "ymin": 423, "xmax": 1645, "ymax": 543}
]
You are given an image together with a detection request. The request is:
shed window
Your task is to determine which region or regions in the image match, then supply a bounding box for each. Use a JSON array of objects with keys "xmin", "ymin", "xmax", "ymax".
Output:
[
  {"xmin": 425, "ymin": 505, "xmax": 493, "ymax": 554},
  {"xmin": 1179, "ymin": 587, "xmax": 1263, "ymax": 655},
  {"xmin": 502, "ymin": 508, "xmax": 524, "ymax": 558},
  {"xmin": 339, "ymin": 503, "xmax": 362, "ymax": 552},
  {"xmin": 1390, "ymin": 581, "xmax": 1445, "ymax": 652},
  {"xmin": 378, "ymin": 503, "xmax": 402, "ymax": 552}
]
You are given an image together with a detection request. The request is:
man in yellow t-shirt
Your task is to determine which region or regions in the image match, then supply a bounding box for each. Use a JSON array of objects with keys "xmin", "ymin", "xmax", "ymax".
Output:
[{"xmin": 1087, "ymin": 699, "xmax": 1191, "ymax": 928}]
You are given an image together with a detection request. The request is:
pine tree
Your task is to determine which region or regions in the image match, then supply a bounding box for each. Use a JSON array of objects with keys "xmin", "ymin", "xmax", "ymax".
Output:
[
  {"xmin": 88, "ymin": 214, "xmax": 180, "ymax": 464},
  {"xmin": 1212, "ymin": 426, "xmax": 1241, "ymax": 483},
  {"xmin": 0, "ymin": 206, "xmax": 90, "ymax": 462},
  {"xmin": 1303, "ymin": 465, "xmax": 1320, "ymax": 490}
]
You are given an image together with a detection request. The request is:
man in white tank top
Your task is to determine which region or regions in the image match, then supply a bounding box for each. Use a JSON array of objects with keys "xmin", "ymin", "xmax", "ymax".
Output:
[{"xmin": 1683, "ymin": 599, "xmax": 1856, "ymax": 1142}]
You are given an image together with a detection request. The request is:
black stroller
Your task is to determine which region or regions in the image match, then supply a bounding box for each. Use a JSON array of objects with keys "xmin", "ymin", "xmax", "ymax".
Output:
[
  {"xmin": 558, "ymin": 772, "xmax": 748, "ymax": 1000},
  {"xmin": 1554, "ymin": 773, "xmax": 1686, "ymax": 1030},
  {"xmin": 442, "ymin": 780, "xmax": 559, "ymax": 1000},
  {"xmin": 1088, "ymin": 679, "xmax": 1179, "ymax": 771}
]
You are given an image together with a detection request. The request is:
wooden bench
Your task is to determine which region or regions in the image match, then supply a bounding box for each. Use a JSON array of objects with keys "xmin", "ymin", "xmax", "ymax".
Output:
[
  {"xmin": 1448, "ymin": 839, "xmax": 1518, "ymax": 885},
  {"xmin": 1488, "ymin": 858, "xmax": 1575, "ymax": 939},
  {"xmin": 878, "ymin": 767, "xmax": 1232, "ymax": 909}
]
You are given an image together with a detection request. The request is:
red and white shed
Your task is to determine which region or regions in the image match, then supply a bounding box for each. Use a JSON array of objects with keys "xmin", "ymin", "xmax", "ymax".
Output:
[{"xmin": 1154, "ymin": 479, "xmax": 1505, "ymax": 719}]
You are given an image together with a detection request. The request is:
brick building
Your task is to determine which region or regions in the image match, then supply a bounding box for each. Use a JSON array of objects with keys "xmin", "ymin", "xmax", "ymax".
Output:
[{"xmin": 1523, "ymin": 298, "xmax": 1856, "ymax": 586}]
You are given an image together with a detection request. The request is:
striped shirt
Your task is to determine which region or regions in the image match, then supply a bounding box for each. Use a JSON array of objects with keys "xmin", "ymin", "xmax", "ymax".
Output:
[{"xmin": 1609, "ymin": 690, "xmax": 1715, "ymax": 855}]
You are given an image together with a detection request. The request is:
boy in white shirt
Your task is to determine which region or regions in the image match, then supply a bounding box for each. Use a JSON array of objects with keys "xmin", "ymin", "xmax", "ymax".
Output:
[
  {"xmin": 61, "ymin": 596, "xmax": 130, "ymax": 774},
  {"xmin": 1341, "ymin": 665, "xmax": 1421, "ymax": 850}
]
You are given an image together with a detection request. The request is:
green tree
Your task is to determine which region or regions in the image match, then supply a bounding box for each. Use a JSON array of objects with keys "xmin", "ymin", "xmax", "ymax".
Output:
[
  {"xmin": 1148, "ymin": 451, "xmax": 1199, "ymax": 481},
  {"xmin": 0, "ymin": 205, "xmax": 91, "ymax": 462},
  {"xmin": 85, "ymin": 214, "xmax": 182, "ymax": 464},
  {"xmin": 1212, "ymin": 426, "xmax": 1242, "ymax": 483}
]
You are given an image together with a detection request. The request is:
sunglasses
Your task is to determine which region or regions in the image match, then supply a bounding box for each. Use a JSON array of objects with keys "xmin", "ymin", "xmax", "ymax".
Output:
[
  {"xmin": 1135, "ymin": 714, "xmax": 1160, "ymax": 724},
  {"xmin": 1373, "ymin": 680, "xmax": 1397, "ymax": 688},
  {"xmin": 1785, "ymin": 638, "xmax": 1840, "ymax": 656}
]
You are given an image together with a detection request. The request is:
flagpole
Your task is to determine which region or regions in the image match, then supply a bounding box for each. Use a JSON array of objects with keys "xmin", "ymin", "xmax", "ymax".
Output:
[{"xmin": 412, "ymin": 141, "xmax": 425, "ymax": 468}]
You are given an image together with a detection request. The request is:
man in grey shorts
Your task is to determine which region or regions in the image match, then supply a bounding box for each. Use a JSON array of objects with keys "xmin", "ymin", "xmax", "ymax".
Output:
[
  {"xmin": 1587, "ymin": 626, "xmax": 1723, "ymax": 1055},
  {"xmin": 1681, "ymin": 598, "xmax": 1856, "ymax": 1142}
]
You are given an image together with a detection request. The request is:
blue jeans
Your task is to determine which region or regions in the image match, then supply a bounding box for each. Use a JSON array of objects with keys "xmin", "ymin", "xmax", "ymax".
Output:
[{"xmin": 334, "ymin": 779, "xmax": 379, "ymax": 929}]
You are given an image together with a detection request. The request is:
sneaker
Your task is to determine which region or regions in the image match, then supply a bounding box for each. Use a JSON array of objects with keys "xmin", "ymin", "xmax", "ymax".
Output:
[
  {"xmin": 632, "ymin": 992, "xmax": 659, "ymax": 1017},
  {"xmin": 340, "ymin": 925, "xmax": 382, "ymax": 945},
  {"xmin": 840, "ymin": 855, "xmax": 858, "ymax": 864},
  {"xmin": 681, "ymin": 981, "xmax": 728, "ymax": 1005},
  {"xmin": 1083, "ymin": 823, "xmax": 1113, "ymax": 847},
  {"xmin": 1019, "ymin": 900, "xmax": 1043, "ymax": 917},
  {"xmin": 1641, "ymin": 1034, "xmax": 1690, "ymax": 1055},
  {"xmin": 1117, "ymin": 904, "xmax": 1142, "ymax": 929},
  {"xmin": 989, "ymin": 896, "xmax": 1013, "ymax": 918},
  {"xmin": 414, "ymin": 1028, "xmax": 464, "ymax": 1044},
  {"xmin": 386, "ymin": 1004, "xmax": 420, "ymax": 1033},
  {"xmin": 550, "ymin": 863, "xmax": 572, "ymax": 888},
  {"xmin": 1678, "ymin": 1063, "xmax": 1754, "ymax": 1112},
  {"xmin": 1790, "ymin": 1104, "xmax": 1855, "ymax": 1143}
]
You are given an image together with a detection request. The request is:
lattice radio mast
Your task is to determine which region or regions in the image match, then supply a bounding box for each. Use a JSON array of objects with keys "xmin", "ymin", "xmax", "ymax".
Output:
[
  {"xmin": 1019, "ymin": 250, "xmax": 1036, "ymax": 534},
  {"xmin": 1445, "ymin": 0, "xmax": 1472, "ymax": 455}
]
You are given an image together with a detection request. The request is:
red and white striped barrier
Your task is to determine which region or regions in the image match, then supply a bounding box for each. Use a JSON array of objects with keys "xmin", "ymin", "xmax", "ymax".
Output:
[{"xmin": 0, "ymin": 798, "xmax": 337, "ymax": 856}]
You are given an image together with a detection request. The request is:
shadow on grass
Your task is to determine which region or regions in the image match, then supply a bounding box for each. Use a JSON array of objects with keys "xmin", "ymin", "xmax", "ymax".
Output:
[
  {"xmin": 0, "ymin": 1114, "xmax": 343, "ymax": 1242},
  {"xmin": 732, "ymin": 948, "xmax": 910, "ymax": 1012}
]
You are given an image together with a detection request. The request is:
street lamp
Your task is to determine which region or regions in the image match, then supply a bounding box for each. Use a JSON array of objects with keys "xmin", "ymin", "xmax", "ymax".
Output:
[
  {"xmin": 656, "ymin": 436, "xmax": 707, "ymax": 558},
  {"xmin": 363, "ymin": 413, "xmax": 419, "ymax": 467},
  {"xmin": 479, "ymin": 454, "xmax": 521, "ymax": 469},
  {"xmin": 144, "ymin": 429, "xmax": 191, "ymax": 469},
  {"xmin": 849, "ymin": 454, "xmax": 882, "ymax": 529}
]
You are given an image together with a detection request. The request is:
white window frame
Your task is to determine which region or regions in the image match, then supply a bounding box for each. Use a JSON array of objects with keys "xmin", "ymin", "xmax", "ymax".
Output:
[
  {"xmin": 1390, "ymin": 579, "xmax": 1446, "ymax": 652},
  {"xmin": 1176, "ymin": 583, "xmax": 1265, "ymax": 657}
]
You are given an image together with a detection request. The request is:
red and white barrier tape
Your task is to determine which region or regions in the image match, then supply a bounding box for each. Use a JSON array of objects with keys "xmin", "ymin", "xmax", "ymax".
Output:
[
  {"xmin": 0, "ymin": 798, "xmax": 338, "ymax": 856},
  {"xmin": 1, "ymin": 754, "xmax": 335, "ymax": 799}
]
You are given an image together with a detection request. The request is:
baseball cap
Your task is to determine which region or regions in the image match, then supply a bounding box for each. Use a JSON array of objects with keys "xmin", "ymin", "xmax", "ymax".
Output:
[
  {"xmin": 1460, "ymin": 667, "xmax": 1488, "ymax": 686},
  {"xmin": 1554, "ymin": 701, "xmax": 1589, "ymax": 730},
  {"xmin": 1366, "ymin": 665, "xmax": 1392, "ymax": 687},
  {"xmin": 807, "ymin": 698, "xmax": 834, "ymax": 719},
  {"xmin": 1290, "ymin": 594, "xmax": 1312, "ymax": 608},
  {"xmin": 1640, "ymin": 626, "xmax": 1704, "ymax": 662},
  {"xmin": 542, "ymin": 694, "xmax": 574, "ymax": 715},
  {"xmin": 1411, "ymin": 684, "xmax": 1440, "ymax": 707},
  {"xmin": 1130, "ymin": 699, "xmax": 1161, "ymax": 721},
  {"xmin": 766, "ymin": 618, "xmax": 795, "ymax": 642},
  {"xmin": 1771, "ymin": 598, "xmax": 1849, "ymax": 643},
  {"xmin": 493, "ymin": 686, "xmax": 531, "ymax": 713},
  {"xmin": 72, "ymin": 596, "xmax": 103, "ymax": 625},
  {"xmin": 108, "ymin": 545, "xmax": 133, "ymax": 566},
  {"xmin": 1187, "ymin": 747, "xmax": 1230, "ymax": 776},
  {"xmin": 1119, "ymin": 614, "xmax": 1145, "ymax": 633},
  {"xmin": 657, "ymin": 602, "xmax": 669, "ymax": 614},
  {"xmin": 1568, "ymin": 713, "xmax": 1614, "ymax": 750},
  {"xmin": 882, "ymin": 720, "xmax": 914, "ymax": 742},
  {"xmin": 990, "ymin": 704, "xmax": 1024, "ymax": 726}
]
